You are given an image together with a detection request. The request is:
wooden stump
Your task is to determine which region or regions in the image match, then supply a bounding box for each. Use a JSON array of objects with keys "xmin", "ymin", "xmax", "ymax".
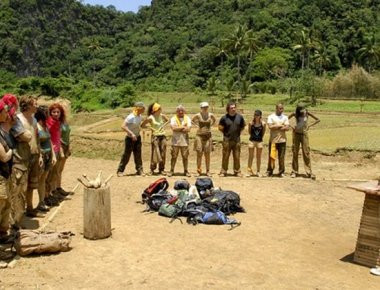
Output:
[
  {"xmin": 83, "ymin": 186, "xmax": 111, "ymax": 240},
  {"xmin": 354, "ymin": 194, "xmax": 380, "ymax": 267}
]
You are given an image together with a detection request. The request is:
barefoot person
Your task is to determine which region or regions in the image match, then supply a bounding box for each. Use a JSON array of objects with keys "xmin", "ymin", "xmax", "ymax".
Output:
[
  {"xmin": 218, "ymin": 101, "xmax": 245, "ymax": 177},
  {"xmin": 192, "ymin": 102, "xmax": 216, "ymax": 177},
  {"xmin": 117, "ymin": 102, "xmax": 145, "ymax": 177},
  {"xmin": 247, "ymin": 110, "xmax": 266, "ymax": 177},
  {"xmin": 288, "ymin": 103, "xmax": 320, "ymax": 179},
  {"xmin": 168, "ymin": 105, "xmax": 191, "ymax": 177},
  {"xmin": 141, "ymin": 103, "xmax": 169, "ymax": 175},
  {"xmin": 266, "ymin": 103, "xmax": 289, "ymax": 177}
]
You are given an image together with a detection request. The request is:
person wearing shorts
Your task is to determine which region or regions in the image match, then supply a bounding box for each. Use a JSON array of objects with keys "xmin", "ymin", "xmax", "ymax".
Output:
[
  {"xmin": 247, "ymin": 110, "xmax": 266, "ymax": 177},
  {"xmin": 192, "ymin": 102, "xmax": 216, "ymax": 177}
]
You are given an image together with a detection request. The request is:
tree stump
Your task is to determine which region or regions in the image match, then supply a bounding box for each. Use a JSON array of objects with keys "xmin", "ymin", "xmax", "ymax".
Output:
[{"xmin": 83, "ymin": 186, "xmax": 111, "ymax": 240}]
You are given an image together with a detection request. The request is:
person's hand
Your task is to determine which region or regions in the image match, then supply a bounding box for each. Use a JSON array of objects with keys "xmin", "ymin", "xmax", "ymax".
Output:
[
  {"xmin": 131, "ymin": 134, "xmax": 137, "ymax": 141},
  {"xmin": 52, "ymin": 157, "xmax": 57, "ymax": 166},
  {"xmin": 39, "ymin": 155, "xmax": 44, "ymax": 168}
]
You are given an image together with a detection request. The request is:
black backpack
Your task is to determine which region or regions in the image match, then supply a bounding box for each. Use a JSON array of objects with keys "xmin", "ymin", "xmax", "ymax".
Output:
[
  {"xmin": 202, "ymin": 190, "xmax": 245, "ymax": 215},
  {"xmin": 195, "ymin": 178, "xmax": 214, "ymax": 199},
  {"xmin": 144, "ymin": 190, "xmax": 173, "ymax": 212},
  {"xmin": 174, "ymin": 179, "xmax": 190, "ymax": 190}
]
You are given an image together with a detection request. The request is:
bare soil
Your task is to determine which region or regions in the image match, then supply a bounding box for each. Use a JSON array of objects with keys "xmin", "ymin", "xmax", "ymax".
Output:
[{"xmin": 1, "ymin": 146, "xmax": 379, "ymax": 289}]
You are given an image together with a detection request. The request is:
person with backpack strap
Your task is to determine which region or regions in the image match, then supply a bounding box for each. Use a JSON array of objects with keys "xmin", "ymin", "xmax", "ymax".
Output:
[
  {"xmin": 192, "ymin": 102, "xmax": 216, "ymax": 177},
  {"xmin": 168, "ymin": 105, "xmax": 192, "ymax": 177}
]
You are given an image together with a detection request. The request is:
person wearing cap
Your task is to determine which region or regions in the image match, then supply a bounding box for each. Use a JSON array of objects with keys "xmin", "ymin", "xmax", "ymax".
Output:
[
  {"xmin": 117, "ymin": 102, "xmax": 146, "ymax": 176},
  {"xmin": 141, "ymin": 103, "xmax": 169, "ymax": 175},
  {"xmin": 192, "ymin": 102, "xmax": 216, "ymax": 177},
  {"xmin": 168, "ymin": 105, "xmax": 192, "ymax": 177},
  {"xmin": 266, "ymin": 103, "xmax": 290, "ymax": 177},
  {"xmin": 0, "ymin": 100, "xmax": 14, "ymax": 241},
  {"xmin": 218, "ymin": 101, "xmax": 245, "ymax": 177},
  {"xmin": 247, "ymin": 109, "xmax": 266, "ymax": 177},
  {"xmin": 288, "ymin": 104, "xmax": 320, "ymax": 179}
]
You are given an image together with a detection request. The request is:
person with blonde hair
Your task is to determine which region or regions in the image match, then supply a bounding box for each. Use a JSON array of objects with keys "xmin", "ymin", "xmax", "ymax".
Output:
[
  {"xmin": 117, "ymin": 102, "xmax": 145, "ymax": 177},
  {"xmin": 192, "ymin": 102, "xmax": 216, "ymax": 177},
  {"xmin": 141, "ymin": 103, "xmax": 169, "ymax": 175},
  {"xmin": 168, "ymin": 105, "xmax": 191, "ymax": 177}
]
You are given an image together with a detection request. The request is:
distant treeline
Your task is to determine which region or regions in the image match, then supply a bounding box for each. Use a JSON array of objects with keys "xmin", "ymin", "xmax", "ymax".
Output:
[{"xmin": 0, "ymin": 0, "xmax": 379, "ymax": 109}]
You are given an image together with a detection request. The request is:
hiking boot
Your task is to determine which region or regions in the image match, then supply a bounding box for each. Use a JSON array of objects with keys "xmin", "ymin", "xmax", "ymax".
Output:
[
  {"xmin": 36, "ymin": 202, "xmax": 50, "ymax": 212},
  {"xmin": 307, "ymin": 173, "xmax": 316, "ymax": 180},
  {"xmin": 218, "ymin": 172, "xmax": 227, "ymax": 177},
  {"xmin": 167, "ymin": 171, "xmax": 173, "ymax": 177},
  {"xmin": 117, "ymin": 172, "xmax": 124, "ymax": 177},
  {"xmin": 136, "ymin": 171, "xmax": 146, "ymax": 177},
  {"xmin": 256, "ymin": 172, "xmax": 262, "ymax": 178},
  {"xmin": 185, "ymin": 171, "xmax": 191, "ymax": 177},
  {"xmin": 290, "ymin": 172, "xmax": 297, "ymax": 178},
  {"xmin": 57, "ymin": 187, "xmax": 70, "ymax": 196},
  {"xmin": 159, "ymin": 170, "xmax": 167, "ymax": 176},
  {"xmin": 45, "ymin": 196, "xmax": 59, "ymax": 207},
  {"xmin": 265, "ymin": 172, "xmax": 273, "ymax": 177},
  {"xmin": 25, "ymin": 209, "xmax": 39, "ymax": 218}
]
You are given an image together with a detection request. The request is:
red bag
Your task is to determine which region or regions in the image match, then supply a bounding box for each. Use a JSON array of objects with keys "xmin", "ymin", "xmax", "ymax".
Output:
[{"xmin": 141, "ymin": 178, "xmax": 169, "ymax": 201}]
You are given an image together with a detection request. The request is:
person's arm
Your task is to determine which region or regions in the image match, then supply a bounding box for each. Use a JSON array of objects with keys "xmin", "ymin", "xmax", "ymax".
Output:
[
  {"xmin": 183, "ymin": 116, "xmax": 191, "ymax": 133},
  {"xmin": 287, "ymin": 113, "xmax": 296, "ymax": 130},
  {"xmin": 162, "ymin": 114, "xmax": 169, "ymax": 122},
  {"xmin": 50, "ymin": 141, "xmax": 57, "ymax": 166},
  {"xmin": 210, "ymin": 114, "xmax": 216, "ymax": 126},
  {"xmin": 240, "ymin": 116, "xmax": 246, "ymax": 132},
  {"xmin": 17, "ymin": 130, "xmax": 32, "ymax": 142},
  {"xmin": 0, "ymin": 143, "xmax": 12, "ymax": 163},
  {"xmin": 307, "ymin": 112, "xmax": 320, "ymax": 129},
  {"xmin": 218, "ymin": 117, "xmax": 225, "ymax": 133},
  {"xmin": 262, "ymin": 121, "xmax": 267, "ymax": 137},
  {"xmin": 141, "ymin": 116, "xmax": 152, "ymax": 128},
  {"xmin": 247, "ymin": 121, "xmax": 252, "ymax": 134},
  {"xmin": 281, "ymin": 117, "xmax": 290, "ymax": 131},
  {"xmin": 121, "ymin": 118, "xmax": 137, "ymax": 141},
  {"xmin": 170, "ymin": 117, "xmax": 184, "ymax": 132}
]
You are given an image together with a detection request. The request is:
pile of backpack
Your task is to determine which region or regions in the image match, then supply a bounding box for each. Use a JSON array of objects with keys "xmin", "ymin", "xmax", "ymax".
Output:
[{"xmin": 140, "ymin": 177, "xmax": 245, "ymax": 228}]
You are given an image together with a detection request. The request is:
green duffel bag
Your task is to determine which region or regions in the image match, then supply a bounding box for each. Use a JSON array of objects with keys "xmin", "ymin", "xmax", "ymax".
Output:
[{"xmin": 158, "ymin": 203, "xmax": 179, "ymax": 218}]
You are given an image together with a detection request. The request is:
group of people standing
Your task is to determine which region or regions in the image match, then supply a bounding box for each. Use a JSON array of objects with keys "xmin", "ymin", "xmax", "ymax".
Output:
[
  {"xmin": 0, "ymin": 94, "xmax": 71, "ymax": 243},
  {"xmin": 117, "ymin": 101, "xmax": 319, "ymax": 179}
]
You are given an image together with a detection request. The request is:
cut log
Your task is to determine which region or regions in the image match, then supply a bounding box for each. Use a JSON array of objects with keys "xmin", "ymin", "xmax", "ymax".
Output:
[{"xmin": 83, "ymin": 186, "xmax": 111, "ymax": 240}]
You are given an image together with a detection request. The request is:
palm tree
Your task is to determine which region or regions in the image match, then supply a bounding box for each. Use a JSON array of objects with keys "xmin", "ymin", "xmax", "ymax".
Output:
[
  {"xmin": 216, "ymin": 40, "xmax": 229, "ymax": 88},
  {"xmin": 224, "ymin": 25, "xmax": 248, "ymax": 84},
  {"xmin": 357, "ymin": 33, "xmax": 380, "ymax": 73},
  {"xmin": 206, "ymin": 75, "xmax": 219, "ymax": 96},
  {"xmin": 244, "ymin": 30, "xmax": 260, "ymax": 62},
  {"xmin": 313, "ymin": 43, "xmax": 332, "ymax": 75},
  {"xmin": 293, "ymin": 29, "xmax": 316, "ymax": 71}
]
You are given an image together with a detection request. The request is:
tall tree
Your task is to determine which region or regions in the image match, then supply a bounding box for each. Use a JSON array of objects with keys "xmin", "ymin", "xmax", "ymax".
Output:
[{"xmin": 357, "ymin": 33, "xmax": 380, "ymax": 73}]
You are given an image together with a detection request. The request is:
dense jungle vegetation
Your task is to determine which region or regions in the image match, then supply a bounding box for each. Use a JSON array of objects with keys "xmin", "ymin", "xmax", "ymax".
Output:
[{"xmin": 0, "ymin": 0, "xmax": 379, "ymax": 110}]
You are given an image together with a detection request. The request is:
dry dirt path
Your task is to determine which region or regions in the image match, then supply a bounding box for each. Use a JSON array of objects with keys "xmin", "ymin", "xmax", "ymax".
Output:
[{"xmin": 1, "ymin": 155, "xmax": 379, "ymax": 289}]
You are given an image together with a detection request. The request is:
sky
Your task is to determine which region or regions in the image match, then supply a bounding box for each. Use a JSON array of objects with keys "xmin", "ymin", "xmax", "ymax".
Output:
[{"xmin": 81, "ymin": 0, "xmax": 151, "ymax": 12}]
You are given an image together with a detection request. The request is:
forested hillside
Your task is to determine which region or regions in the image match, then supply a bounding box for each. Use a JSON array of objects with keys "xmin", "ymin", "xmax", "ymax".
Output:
[{"xmin": 0, "ymin": 0, "xmax": 379, "ymax": 109}]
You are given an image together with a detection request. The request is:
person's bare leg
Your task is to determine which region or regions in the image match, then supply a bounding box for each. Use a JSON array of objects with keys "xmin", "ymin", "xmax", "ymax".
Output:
[
  {"xmin": 247, "ymin": 147, "xmax": 254, "ymax": 176},
  {"xmin": 256, "ymin": 148, "xmax": 263, "ymax": 176}
]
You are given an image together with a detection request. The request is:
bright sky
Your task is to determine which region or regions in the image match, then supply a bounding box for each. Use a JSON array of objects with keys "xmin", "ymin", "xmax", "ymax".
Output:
[{"xmin": 81, "ymin": 0, "xmax": 151, "ymax": 12}]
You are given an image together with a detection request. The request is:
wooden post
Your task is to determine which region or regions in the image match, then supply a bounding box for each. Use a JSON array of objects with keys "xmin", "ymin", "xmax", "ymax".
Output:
[{"xmin": 83, "ymin": 186, "xmax": 111, "ymax": 240}]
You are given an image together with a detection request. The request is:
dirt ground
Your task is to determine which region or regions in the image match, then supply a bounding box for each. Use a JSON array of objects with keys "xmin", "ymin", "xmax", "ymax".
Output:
[{"xmin": 1, "ymin": 146, "xmax": 380, "ymax": 289}]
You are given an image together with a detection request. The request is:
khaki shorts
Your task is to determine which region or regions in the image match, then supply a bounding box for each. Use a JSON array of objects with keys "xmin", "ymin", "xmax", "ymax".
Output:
[
  {"xmin": 0, "ymin": 175, "xmax": 9, "ymax": 200},
  {"xmin": 248, "ymin": 141, "xmax": 264, "ymax": 149}
]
